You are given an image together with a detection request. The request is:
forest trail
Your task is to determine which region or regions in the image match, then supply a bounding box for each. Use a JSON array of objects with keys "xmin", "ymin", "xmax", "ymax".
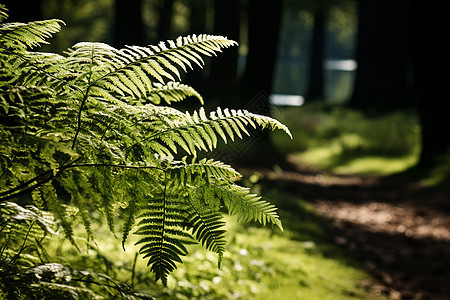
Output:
[{"xmin": 245, "ymin": 157, "xmax": 450, "ymax": 300}]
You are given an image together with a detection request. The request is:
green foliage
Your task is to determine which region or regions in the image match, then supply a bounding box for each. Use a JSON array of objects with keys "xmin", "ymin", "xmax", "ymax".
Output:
[{"xmin": 0, "ymin": 4, "xmax": 291, "ymax": 295}]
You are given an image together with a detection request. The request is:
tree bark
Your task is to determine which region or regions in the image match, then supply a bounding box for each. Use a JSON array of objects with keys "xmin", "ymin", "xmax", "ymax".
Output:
[
  {"xmin": 114, "ymin": 0, "xmax": 144, "ymax": 48},
  {"xmin": 410, "ymin": 1, "xmax": 450, "ymax": 168},
  {"xmin": 306, "ymin": 8, "xmax": 326, "ymax": 102},
  {"xmin": 233, "ymin": 0, "xmax": 283, "ymax": 166},
  {"xmin": 186, "ymin": 0, "xmax": 209, "ymax": 97},
  {"xmin": 157, "ymin": 0, "xmax": 174, "ymax": 40},
  {"xmin": 348, "ymin": 0, "xmax": 412, "ymax": 113},
  {"xmin": 208, "ymin": 0, "xmax": 240, "ymax": 106},
  {"xmin": 241, "ymin": 0, "xmax": 282, "ymax": 113}
]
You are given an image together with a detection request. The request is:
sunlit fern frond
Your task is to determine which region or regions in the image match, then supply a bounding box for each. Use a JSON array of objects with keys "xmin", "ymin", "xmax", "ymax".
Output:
[
  {"xmin": 144, "ymin": 81, "xmax": 203, "ymax": 105},
  {"xmin": 186, "ymin": 207, "xmax": 226, "ymax": 267},
  {"xmin": 0, "ymin": 201, "xmax": 57, "ymax": 237},
  {"xmin": 213, "ymin": 183, "xmax": 283, "ymax": 230},
  {"xmin": 170, "ymin": 157, "xmax": 242, "ymax": 186},
  {"xmin": 134, "ymin": 182, "xmax": 197, "ymax": 286},
  {"xmin": 139, "ymin": 106, "xmax": 292, "ymax": 157},
  {"xmin": 63, "ymin": 35, "xmax": 236, "ymax": 101},
  {"xmin": 0, "ymin": 4, "xmax": 8, "ymax": 23},
  {"xmin": 0, "ymin": 19, "xmax": 64, "ymax": 50},
  {"xmin": 1, "ymin": 7, "xmax": 291, "ymax": 288}
]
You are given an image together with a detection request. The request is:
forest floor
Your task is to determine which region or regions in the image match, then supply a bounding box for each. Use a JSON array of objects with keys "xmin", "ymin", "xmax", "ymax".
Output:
[{"xmin": 242, "ymin": 155, "xmax": 450, "ymax": 300}]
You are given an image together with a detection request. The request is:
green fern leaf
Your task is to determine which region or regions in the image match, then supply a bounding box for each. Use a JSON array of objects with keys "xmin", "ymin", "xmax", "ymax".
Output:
[
  {"xmin": 187, "ymin": 208, "xmax": 226, "ymax": 268},
  {"xmin": 145, "ymin": 81, "xmax": 203, "ymax": 105},
  {"xmin": 213, "ymin": 183, "xmax": 283, "ymax": 231},
  {"xmin": 134, "ymin": 183, "xmax": 196, "ymax": 285},
  {"xmin": 0, "ymin": 19, "xmax": 64, "ymax": 50}
]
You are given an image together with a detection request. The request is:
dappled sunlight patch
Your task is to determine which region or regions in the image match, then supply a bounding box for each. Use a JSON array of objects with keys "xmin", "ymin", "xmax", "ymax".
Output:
[{"xmin": 291, "ymin": 149, "xmax": 418, "ymax": 176}]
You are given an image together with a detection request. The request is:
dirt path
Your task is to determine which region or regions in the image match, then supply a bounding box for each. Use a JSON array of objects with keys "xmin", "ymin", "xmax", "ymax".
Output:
[{"xmin": 251, "ymin": 163, "xmax": 450, "ymax": 300}]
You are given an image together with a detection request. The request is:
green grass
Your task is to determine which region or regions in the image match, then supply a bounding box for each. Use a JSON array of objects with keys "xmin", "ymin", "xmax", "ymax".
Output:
[
  {"xmin": 270, "ymin": 104, "xmax": 420, "ymax": 176},
  {"xmin": 292, "ymin": 146, "xmax": 419, "ymax": 175}
]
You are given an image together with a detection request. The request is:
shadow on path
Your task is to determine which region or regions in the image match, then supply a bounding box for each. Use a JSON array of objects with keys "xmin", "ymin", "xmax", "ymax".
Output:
[{"xmin": 242, "ymin": 162, "xmax": 450, "ymax": 300}]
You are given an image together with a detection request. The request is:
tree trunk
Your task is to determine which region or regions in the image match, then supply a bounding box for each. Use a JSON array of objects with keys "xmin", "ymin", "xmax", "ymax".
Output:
[
  {"xmin": 208, "ymin": 0, "xmax": 240, "ymax": 107},
  {"xmin": 410, "ymin": 1, "xmax": 450, "ymax": 168},
  {"xmin": 241, "ymin": 0, "xmax": 282, "ymax": 113},
  {"xmin": 348, "ymin": 0, "xmax": 412, "ymax": 113},
  {"xmin": 186, "ymin": 0, "xmax": 209, "ymax": 97},
  {"xmin": 234, "ymin": 0, "xmax": 283, "ymax": 167},
  {"xmin": 306, "ymin": 8, "xmax": 326, "ymax": 102},
  {"xmin": 114, "ymin": 0, "xmax": 143, "ymax": 48},
  {"xmin": 157, "ymin": 0, "xmax": 174, "ymax": 40}
]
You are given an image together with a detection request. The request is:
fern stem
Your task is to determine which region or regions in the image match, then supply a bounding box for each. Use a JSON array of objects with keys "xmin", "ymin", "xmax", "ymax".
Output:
[
  {"xmin": 0, "ymin": 172, "xmax": 55, "ymax": 202},
  {"xmin": 72, "ymin": 91, "xmax": 90, "ymax": 149},
  {"xmin": 10, "ymin": 221, "xmax": 35, "ymax": 264},
  {"xmin": 157, "ymin": 170, "xmax": 168, "ymax": 281},
  {"xmin": 131, "ymin": 252, "xmax": 138, "ymax": 288},
  {"xmin": 0, "ymin": 161, "xmax": 162, "ymax": 202},
  {"xmin": 0, "ymin": 158, "xmax": 80, "ymax": 200}
]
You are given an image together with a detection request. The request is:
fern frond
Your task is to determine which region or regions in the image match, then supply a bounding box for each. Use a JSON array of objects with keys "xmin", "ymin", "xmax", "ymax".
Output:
[
  {"xmin": 212, "ymin": 183, "xmax": 283, "ymax": 231},
  {"xmin": 186, "ymin": 207, "xmax": 226, "ymax": 268},
  {"xmin": 0, "ymin": 4, "xmax": 8, "ymax": 23},
  {"xmin": 0, "ymin": 9, "xmax": 290, "ymax": 288},
  {"xmin": 66, "ymin": 35, "xmax": 236, "ymax": 101},
  {"xmin": 0, "ymin": 201, "xmax": 57, "ymax": 237},
  {"xmin": 134, "ymin": 180, "xmax": 196, "ymax": 285},
  {"xmin": 145, "ymin": 81, "xmax": 203, "ymax": 105},
  {"xmin": 0, "ymin": 19, "xmax": 64, "ymax": 49},
  {"xmin": 171, "ymin": 157, "xmax": 241, "ymax": 186},
  {"xmin": 142, "ymin": 106, "xmax": 292, "ymax": 157}
]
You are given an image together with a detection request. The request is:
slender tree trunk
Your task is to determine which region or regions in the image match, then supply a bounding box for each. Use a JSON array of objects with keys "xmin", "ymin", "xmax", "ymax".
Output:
[
  {"xmin": 157, "ymin": 0, "xmax": 174, "ymax": 40},
  {"xmin": 114, "ymin": 0, "xmax": 143, "ymax": 48},
  {"xmin": 186, "ymin": 0, "xmax": 209, "ymax": 97},
  {"xmin": 306, "ymin": 8, "xmax": 326, "ymax": 102},
  {"xmin": 208, "ymin": 0, "xmax": 240, "ymax": 107},
  {"xmin": 234, "ymin": 0, "xmax": 283, "ymax": 167},
  {"xmin": 241, "ymin": 0, "xmax": 282, "ymax": 112},
  {"xmin": 189, "ymin": 0, "xmax": 207, "ymax": 34}
]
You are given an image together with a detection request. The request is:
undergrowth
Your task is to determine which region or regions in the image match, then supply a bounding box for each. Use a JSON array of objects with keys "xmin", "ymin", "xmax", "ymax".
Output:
[{"xmin": 38, "ymin": 183, "xmax": 383, "ymax": 300}]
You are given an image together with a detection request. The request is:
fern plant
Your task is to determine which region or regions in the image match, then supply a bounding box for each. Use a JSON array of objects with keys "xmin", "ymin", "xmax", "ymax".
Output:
[{"xmin": 0, "ymin": 3, "xmax": 291, "ymax": 288}]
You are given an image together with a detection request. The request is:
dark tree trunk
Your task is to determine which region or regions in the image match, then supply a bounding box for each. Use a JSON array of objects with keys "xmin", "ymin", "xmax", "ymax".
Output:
[
  {"xmin": 189, "ymin": 0, "xmax": 207, "ymax": 34},
  {"xmin": 348, "ymin": 0, "xmax": 412, "ymax": 113},
  {"xmin": 233, "ymin": 0, "xmax": 283, "ymax": 167},
  {"xmin": 208, "ymin": 0, "xmax": 240, "ymax": 107},
  {"xmin": 410, "ymin": 1, "xmax": 450, "ymax": 168},
  {"xmin": 241, "ymin": 0, "xmax": 282, "ymax": 113},
  {"xmin": 186, "ymin": 0, "xmax": 209, "ymax": 97},
  {"xmin": 306, "ymin": 8, "xmax": 326, "ymax": 102},
  {"xmin": 114, "ymin": 0, "xmax": 143, "ymax": 48},
  {"xmin": 3, "ymin": 0, "xmax": 42, "ymax": 22},
  {"xmin": 157, "ymin": 0, "xmax": 174, "ymax": 40}
]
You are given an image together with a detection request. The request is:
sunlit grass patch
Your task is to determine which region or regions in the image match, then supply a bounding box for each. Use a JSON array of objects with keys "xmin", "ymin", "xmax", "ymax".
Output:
[
  {"xmin": 292, "ymin": 147, "xmax": 419, "ymax": 175},
  {"xmin": 271, "ymin": 103, "xmax": 420, "ymax": 176}
]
